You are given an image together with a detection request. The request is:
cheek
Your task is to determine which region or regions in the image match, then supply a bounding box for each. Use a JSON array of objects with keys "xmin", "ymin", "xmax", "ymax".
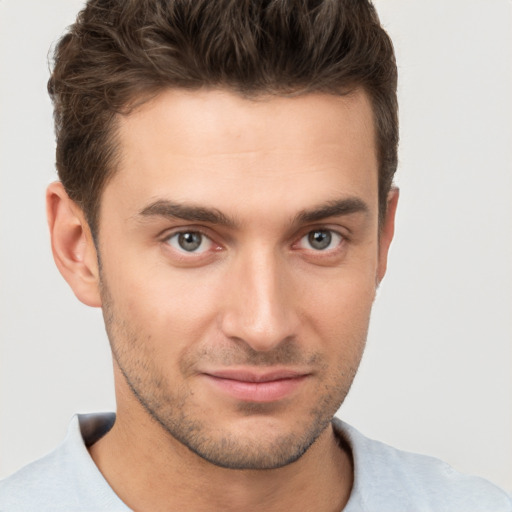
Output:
[
  {"xmin": 110, "ymin": 262, "xmax": 225, "ymax": 351},
  {"xmin": 300, "ymin": 268, "xmax": 376, "ymax": 345}
]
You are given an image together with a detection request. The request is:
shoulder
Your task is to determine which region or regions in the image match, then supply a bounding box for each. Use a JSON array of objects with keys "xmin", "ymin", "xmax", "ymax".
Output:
[
  {"xmin": 333, "ymin": 419, "xmax": 512, "ymax": 512},
  {"xmin": 0, "ymin": 413, "xmax": 128, "ymax": 512},
  {"xmin": 0, "ymin": 444, "xmax": 77, "ymax": 510}
]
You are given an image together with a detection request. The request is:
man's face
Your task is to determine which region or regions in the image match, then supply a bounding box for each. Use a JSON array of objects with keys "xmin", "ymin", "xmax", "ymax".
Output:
[{"xmin": 95, "ymin": 89, "xmax": 394, "ymax": 469}]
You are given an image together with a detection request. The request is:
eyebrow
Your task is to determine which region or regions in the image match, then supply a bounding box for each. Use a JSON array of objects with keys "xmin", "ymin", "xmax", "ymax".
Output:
[
  {"xmin": 294, "ymin": 197, "xmax": 370, "ymax": 225},
  {"xmin": 137, "ymin": 196, "xmax": 369, "ymax": 228},
  {"xmin": 138, "ymin": 200, "xmax": 237, "ymax": 228}
]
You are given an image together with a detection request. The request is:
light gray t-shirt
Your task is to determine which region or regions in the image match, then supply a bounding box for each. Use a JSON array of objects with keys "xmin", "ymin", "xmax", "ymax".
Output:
[{"xmin": 0, "ymin": 413, "xmax": 510, "ymax": 511}]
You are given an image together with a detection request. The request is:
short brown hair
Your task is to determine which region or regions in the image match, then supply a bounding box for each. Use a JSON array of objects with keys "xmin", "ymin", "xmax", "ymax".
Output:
[{"xmin": 48, "ymin": 0, "xmax": 398, "ymax": 235}]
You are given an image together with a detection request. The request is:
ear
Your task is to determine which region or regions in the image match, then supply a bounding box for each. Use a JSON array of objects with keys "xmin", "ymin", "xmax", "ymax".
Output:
[
  {"xmin": 376, "ymin": 187, "xmax": 399, "ymax": 284},
  {"xmin": 46, "ymin": 181, "xmax": 102, "ymax": 307}
]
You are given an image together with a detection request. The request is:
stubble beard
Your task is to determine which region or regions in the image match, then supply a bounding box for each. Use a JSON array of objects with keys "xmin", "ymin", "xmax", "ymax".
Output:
[{"xmin": 100, "ymin": 277, "xmax": 365, "ymax": 471}]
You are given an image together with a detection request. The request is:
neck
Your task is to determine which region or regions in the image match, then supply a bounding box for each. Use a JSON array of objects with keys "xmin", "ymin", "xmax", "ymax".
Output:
[{"xmin": 89, "ymin": 390, "xmax": 353, "ymax": 512}]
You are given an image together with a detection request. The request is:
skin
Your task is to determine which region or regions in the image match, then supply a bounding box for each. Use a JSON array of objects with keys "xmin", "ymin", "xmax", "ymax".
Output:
[{"xmin": 47, "ymin": 89, "xmax": 398, "ymax": 511}]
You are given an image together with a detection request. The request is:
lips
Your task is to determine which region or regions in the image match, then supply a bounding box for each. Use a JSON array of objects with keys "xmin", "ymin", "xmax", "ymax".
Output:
[{"xmin": 201, "ymin": 369, "xmax": 309, "ymax": 402}]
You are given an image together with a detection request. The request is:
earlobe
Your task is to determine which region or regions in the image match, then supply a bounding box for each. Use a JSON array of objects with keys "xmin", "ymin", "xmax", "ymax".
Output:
[
  {"xmin": 46, "ymin": 181, "xmax": 102, "ymax": 307},
  {"xmin": 376, "ymin": 187, "xmax": 399, "ymax": 285}
]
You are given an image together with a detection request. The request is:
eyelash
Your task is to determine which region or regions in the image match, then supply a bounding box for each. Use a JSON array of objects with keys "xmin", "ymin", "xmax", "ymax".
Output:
[
  {"xmin": 295, "ymin": 229, "xmax": 344, "ymax": 252},
  {"xmin": 161, "ymin": 227, "xmax": 346, "ymax": 259},
  {"xmin": 162, "ymin": 229, "xmax": 219, "ymax": 255}
]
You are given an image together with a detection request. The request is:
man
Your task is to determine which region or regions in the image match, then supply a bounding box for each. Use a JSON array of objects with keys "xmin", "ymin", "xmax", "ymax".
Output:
[{"xmin": 0, "ymin": 0, "xmax": 510, "ymax": 510}]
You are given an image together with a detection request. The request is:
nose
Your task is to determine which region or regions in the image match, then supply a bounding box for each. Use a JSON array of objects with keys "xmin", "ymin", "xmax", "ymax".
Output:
[{"xmin": 220, "ymin": 246, "xmax": 299, "ymax": 352}]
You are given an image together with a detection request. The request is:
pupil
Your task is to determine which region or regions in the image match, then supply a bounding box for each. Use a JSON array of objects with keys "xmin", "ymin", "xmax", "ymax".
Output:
[
  {"xmin": 308, "ymin": 230, "xmax": 331, "ymax": 250},
  {"xmin": 179, "ymin": 232, "xmax": 202, "ymax": 251}
]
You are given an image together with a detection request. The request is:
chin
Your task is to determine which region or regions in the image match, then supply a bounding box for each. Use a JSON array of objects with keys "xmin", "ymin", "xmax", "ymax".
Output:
[{"xmin": 153, "ymin": 405, "xmax": 335, "ymax": 470}]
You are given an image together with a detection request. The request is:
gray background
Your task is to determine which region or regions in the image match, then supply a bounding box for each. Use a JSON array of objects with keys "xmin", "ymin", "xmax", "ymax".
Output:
[{"xmin": 1, "ymin": 0, "xmax": 511, "ymax": 491}]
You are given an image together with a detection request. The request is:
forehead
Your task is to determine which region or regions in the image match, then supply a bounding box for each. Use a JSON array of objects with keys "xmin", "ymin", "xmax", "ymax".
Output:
[{"xmin": 103, "ymin": 89, "xmax": 378, "ymax": 223}]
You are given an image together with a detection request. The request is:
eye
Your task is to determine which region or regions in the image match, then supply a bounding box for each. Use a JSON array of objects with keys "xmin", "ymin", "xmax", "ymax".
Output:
[
  {"xmin": 298, "ymin": 229, "xmax": 343, "ymax": 251},
  {"xmin": 165, "ymin": 231, "xmax": 213, "ymax": 253}
]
